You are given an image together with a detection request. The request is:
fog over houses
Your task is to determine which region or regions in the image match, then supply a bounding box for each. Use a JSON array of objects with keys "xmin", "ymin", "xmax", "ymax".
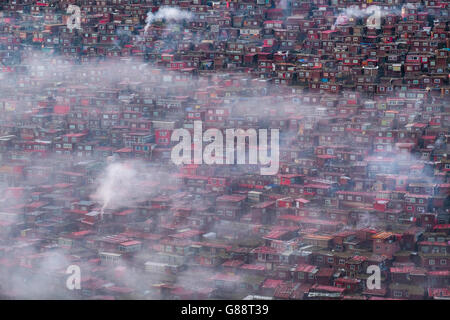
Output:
[{"xmin": 0, "ymin": 0, "xmax": 448, "ymax": 300}]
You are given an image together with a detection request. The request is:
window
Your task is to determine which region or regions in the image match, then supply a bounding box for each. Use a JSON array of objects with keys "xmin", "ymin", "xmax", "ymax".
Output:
[{"xmin": 394, "ymin": 291, "xmax": 403, "ymax": 297}]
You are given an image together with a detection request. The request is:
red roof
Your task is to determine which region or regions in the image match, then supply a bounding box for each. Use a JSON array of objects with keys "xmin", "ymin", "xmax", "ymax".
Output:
[
  {"xmin": 418, "ymin": 241, "xmax": 449, "ymax": 246},
  {"xmin": 53, "ymin": 105, "xmax": 70, "ymax": 115},
  {"xmin": 434, "ymin": 224, "xmax": 450, "ymax": 230},
  {"xmin": 263, "ymin": 229, "xmax": 289, "ymax": 240},
  {"xmin": 295, "ymin": 264, "xmax": 317, "ymax": 273},
  {"xmin": 317, "ymin": 154, "xmax": 337, "ymax": 159},
  {"xmin": 252, "ymin": 200, "xmax": 276, "ymax": 209},
  {"xmin": 69, "ymin": 230, "xmax": 93, "ymax": 238},
  {"xmin": 316, "ymin": 268, "xmax": 334, "ymax": 277},
  {"xmin": 273, "ymin": 282, "xmax": 296, "ymax": 299},
  {"xmin": 264, "ymin": 20, "xmax": 284, "ymax": 24},
  {"xmin": 335, "ymin": 277, "xmax": 360, "ymax": 284},
  {"xmin": 390, "ymin": 266, "xmax": 417, "ymax": 273},
  {"xmin": 311, "ymin": 284, "xmax": 345, "ymax": 293},
  {"xmin": 170, "ymin": 230, "xmax": 203, "ymax": 239},
  {"xmin": 262, "ymin": 279, "xmax": 283, "ymax": 289},
  {"xmin": 119, "ymin": 240, "xmax": 141, "ymax": 247},
  {"xmin": 240, "ymin": 264, "xmax": 265, "ymax": 271},
  {"xmin": 63, "ymin": 133, "xmax": 86, "ymax": 138},
  {"xmin": 113, "ymin": 209, "xmax": 135, "ymax": 216},
  {"xmin": 25, "ymin": 201, "xmax": 48, "ymax": 209}
]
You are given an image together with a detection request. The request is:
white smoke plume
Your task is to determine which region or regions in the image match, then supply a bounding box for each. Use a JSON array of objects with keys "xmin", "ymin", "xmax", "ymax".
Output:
[
  {"xmin": 91, "ymin": 160, "xmax": 176, "ymax": 218},
  {"xmin": 92, "ymin": 161, "xmax": 138, "ymax": 216},
  {"xmin": 332, "ymin": 5, "xmax": 399, "ymax": 30},
  {"xmin": 144, "ymin": 7, "xmax": 194, "ymax": 34}
]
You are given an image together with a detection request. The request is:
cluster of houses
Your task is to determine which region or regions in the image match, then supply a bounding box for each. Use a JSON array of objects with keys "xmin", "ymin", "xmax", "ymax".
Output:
[{"xmin": 0, "ymin": 0, "xmax": 448, "ymax": 300}]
